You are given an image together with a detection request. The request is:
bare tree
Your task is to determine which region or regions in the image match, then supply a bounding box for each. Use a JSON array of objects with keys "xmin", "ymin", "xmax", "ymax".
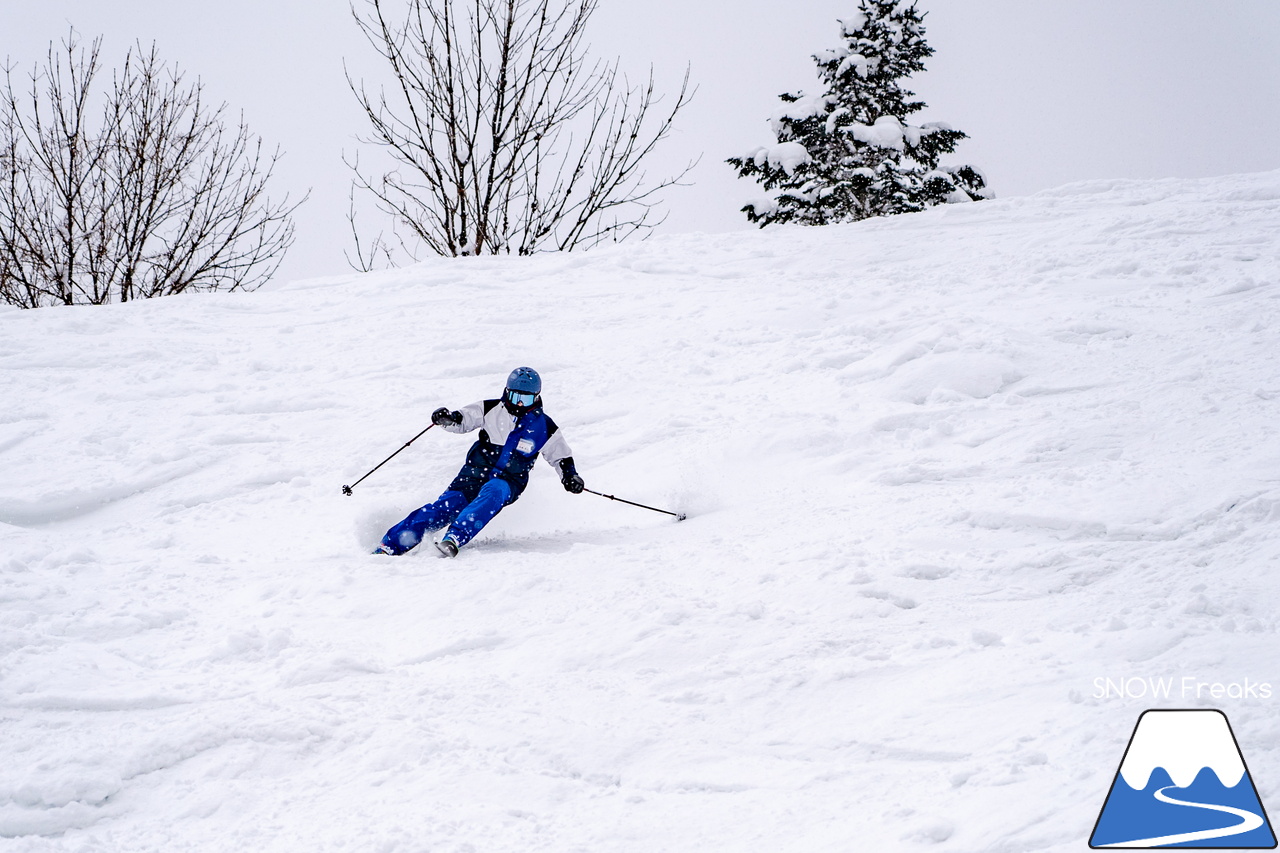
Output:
[
  {"xmin": 0, "ymin": 33, "xmax": 301, "ymax": 309},
  {"xmin": 346, "ymin": 0, "xmax": 694, "ymax": 264},
  {"xmin": 0, "ymin": 37, "xmax": 107, "ymax": 306}
]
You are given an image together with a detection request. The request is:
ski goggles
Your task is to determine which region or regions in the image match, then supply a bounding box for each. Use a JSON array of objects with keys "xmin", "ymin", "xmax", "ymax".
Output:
[{"xmin": 505, "ymin": 389, "xmax": 537, "ymax": 407}]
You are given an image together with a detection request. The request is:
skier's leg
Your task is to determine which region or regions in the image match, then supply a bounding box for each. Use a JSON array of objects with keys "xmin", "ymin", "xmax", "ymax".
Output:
[
  {"xmin": 443, "ymin": 478, "xmax": 514, "ymax": 548},
  {"xmin": 379, "ymin": 489, "xmax": 470, "ymax": 554}
]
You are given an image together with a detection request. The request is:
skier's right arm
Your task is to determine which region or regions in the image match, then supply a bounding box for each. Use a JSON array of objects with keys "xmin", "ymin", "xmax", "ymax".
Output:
[{"xmin": 433, "ymin": 401, "xmax": 485, "ymax": 434}]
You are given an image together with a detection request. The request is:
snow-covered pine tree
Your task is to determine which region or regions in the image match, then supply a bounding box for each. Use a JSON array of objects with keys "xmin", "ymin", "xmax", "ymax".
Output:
[{"xmin": 728, "ymin": 0, "xmax": 988, "ymax": 226}]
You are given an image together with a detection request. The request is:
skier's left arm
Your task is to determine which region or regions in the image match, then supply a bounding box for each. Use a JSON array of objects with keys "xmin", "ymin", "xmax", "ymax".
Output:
[{"xmin": 540, "ymin": 427, "xmax": 584, "ymax": 494}]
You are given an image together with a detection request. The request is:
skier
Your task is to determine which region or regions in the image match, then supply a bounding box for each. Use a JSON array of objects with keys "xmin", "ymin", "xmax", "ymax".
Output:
[{"xmin": 374, "ymin": 367, "xmax": 585, "ymax": 558}]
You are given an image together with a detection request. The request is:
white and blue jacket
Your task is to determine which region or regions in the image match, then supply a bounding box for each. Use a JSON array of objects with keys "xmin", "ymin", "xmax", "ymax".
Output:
[{"xmin": 442, "ymin": 399, "xmax": 575, "ymax": 500}]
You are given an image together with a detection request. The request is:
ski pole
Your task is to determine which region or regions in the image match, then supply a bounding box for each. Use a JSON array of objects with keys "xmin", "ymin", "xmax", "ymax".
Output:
[
  {"xmin": 342, "ymin": 424, "xmax": 435, "ymax": 496},
  {"xmin": 584, "ymin": 488, "xmax": 687, "ymax": 521}
]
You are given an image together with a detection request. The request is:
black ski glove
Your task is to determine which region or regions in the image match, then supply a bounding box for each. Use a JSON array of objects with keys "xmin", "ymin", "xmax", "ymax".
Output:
[
  {"xmin": 558, "ymin": 457, "xmax": 585, "ymax": 494},
  {"xmin": 431, "ymin": 407, "xmax": 462, "ymax": 426}
]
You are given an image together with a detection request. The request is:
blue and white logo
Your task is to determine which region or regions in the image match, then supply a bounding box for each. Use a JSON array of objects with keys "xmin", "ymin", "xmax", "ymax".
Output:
[{"xmin": 1090, "ymin": 709, "xmax": 1276, "ymax": 848}]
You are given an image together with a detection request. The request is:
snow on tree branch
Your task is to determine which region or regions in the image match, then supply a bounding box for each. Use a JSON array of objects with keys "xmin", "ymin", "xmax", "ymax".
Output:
[{"xmin": 728, "ymin": 0, "xmax": 989, "ymax": 228}]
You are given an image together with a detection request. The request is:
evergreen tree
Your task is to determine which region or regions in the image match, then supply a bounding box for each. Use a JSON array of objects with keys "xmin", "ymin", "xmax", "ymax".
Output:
[{"xmin": 728, "ymin": 0, "xmax": 988, "ymax": 227}]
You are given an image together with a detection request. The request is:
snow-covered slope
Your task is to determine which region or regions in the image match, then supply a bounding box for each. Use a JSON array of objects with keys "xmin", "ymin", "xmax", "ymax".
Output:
[{"xmin": 2, "ymin": 171, "xmax": 1279, "ymax": 852}]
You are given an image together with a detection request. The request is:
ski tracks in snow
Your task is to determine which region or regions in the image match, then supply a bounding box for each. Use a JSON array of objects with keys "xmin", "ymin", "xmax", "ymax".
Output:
[{"xmin": 1, "ymin": 172, "xmax": 1279, "ymax": 850}]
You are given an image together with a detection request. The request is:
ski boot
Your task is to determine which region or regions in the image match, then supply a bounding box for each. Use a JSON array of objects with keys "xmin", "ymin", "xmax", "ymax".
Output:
[{"xmin": 435, "ymin": 536, "xmax": 459, "ymax": 558}]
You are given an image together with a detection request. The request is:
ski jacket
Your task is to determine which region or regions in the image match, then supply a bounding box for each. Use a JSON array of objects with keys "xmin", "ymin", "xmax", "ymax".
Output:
[{"xmin": 442, "ymin": 399, "xmax": 574, "ymax": 500}]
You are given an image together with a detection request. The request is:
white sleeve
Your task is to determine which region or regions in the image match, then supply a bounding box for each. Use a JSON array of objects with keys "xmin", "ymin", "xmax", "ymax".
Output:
[
  {"xmin": 540, "ymin": 429, "xmax": 574, "ymax": 470},
  {"xmin": 445, "ymin": 401, "xmax": 487, "ymax": 434}
]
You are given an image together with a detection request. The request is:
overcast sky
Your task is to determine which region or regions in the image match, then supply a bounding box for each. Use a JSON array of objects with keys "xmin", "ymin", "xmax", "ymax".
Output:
[{"xmin": 6, "ymin": 1, "xmax": 1280, "ymax": 282}]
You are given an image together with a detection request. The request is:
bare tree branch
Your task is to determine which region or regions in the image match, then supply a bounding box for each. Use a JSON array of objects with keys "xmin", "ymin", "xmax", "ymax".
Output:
[
  {"xmin": 345, "ymin": 0, "xmax": 695, "ymax": 262},
  {"xmin": 0, "ymin": 31, "xmax": 304, "ymax": 308}
]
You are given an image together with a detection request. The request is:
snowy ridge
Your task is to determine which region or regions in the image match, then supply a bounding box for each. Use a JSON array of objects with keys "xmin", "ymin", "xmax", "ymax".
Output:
[
  {"xmin": 2, "ymin": 171, "xmax": 1280, "ymax": 851},
  {"xmin": 1117, "ymin": 710, "xmax": 1246, "ymax": 790}
]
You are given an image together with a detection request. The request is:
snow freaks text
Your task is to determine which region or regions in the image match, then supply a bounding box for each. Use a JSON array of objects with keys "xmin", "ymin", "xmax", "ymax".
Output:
[{"xmin": 1093, "ymin": 677, "xmax": 1274, "ymax": 701}]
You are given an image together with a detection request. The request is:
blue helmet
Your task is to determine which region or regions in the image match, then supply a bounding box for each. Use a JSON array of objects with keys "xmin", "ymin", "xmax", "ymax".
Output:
[
  {"xmin": 503, "ymin": 366, "xmax": 541, "ymax": 414},
  {"xmin": 506, "ymin": 366, "xmax": 541, "ymax": 395}
]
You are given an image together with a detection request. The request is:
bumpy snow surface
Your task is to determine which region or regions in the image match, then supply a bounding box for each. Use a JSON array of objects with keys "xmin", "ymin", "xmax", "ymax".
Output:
[{"xmin": 2, "ymin": 172, "xmax": 1279, "ymax": 852}]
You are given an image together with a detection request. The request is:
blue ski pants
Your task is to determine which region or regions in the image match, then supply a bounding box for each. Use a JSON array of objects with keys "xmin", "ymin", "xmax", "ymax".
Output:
[{"xmin": 380, "ymin": 477, "xmax": 514, "ymax": 554}]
